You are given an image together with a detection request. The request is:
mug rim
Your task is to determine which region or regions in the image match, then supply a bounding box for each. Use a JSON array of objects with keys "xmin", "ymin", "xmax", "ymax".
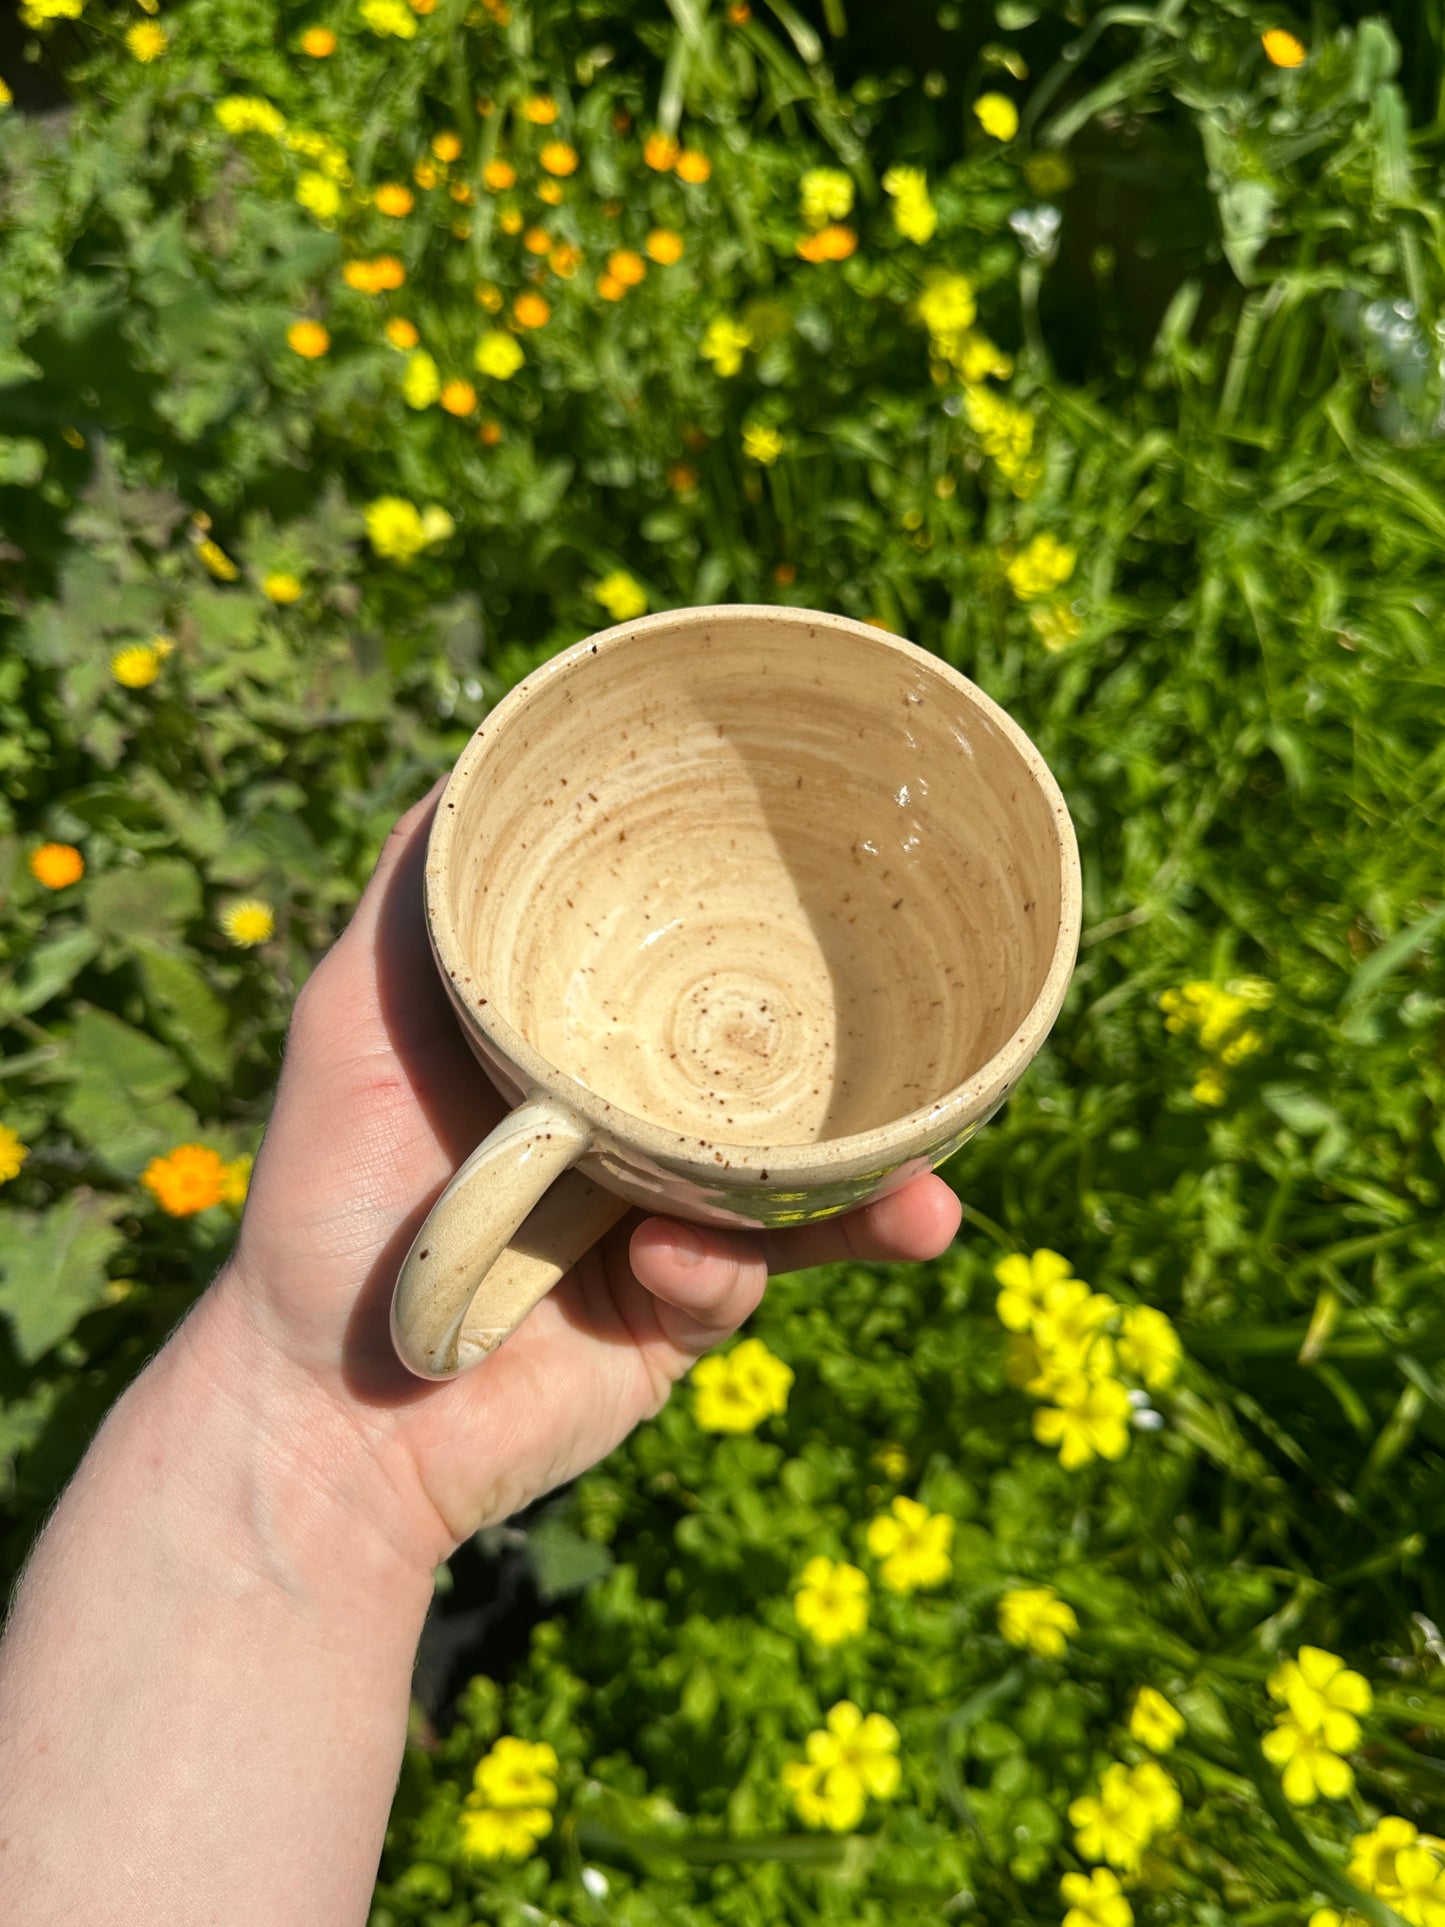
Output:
[{"xmin": 424, "ymin": 604, "xmax": 1081, "ymax": 1185}]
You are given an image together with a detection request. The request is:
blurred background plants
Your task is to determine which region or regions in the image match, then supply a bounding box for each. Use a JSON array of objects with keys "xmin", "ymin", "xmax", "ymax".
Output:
[{"xmin": 4, "ymin": 0, "xmax": 1445, "ymax": 1921}]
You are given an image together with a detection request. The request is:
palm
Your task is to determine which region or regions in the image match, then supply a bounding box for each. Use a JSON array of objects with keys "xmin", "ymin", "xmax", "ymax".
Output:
[{"xmin": 225, "ymin": 787, "xmax": 960, "ymax": 1547}]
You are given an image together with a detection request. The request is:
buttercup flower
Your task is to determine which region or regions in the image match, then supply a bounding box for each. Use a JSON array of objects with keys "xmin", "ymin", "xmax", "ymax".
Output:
[
  {"xmin": 794, "ymin": 1557, "xmax": 869, "ymax": 1647},
  {"xmin": 21, "ymin": 0, "xmax": 85, "ymax": 24},
  {"xmin": 222, "ymin": 900, "xmax": 275, "ymax": 946},
  {"xmin": 30, "ymin": 843, "xmax": 84, "ymax": 889},
  {"xmin": 1263, "ymin": 27, "xmax": 1306, "ymax": 66},
  {"xmin": 1007, "ymin": 532, "xmax": 1076, "ymax": 600},
  {"xmin": 691, "ymin": 1335, "xmax": 792, "ymax": 1432},
  {"xmin": 594, "ymin": 570, "xmax": 647, "ymax": 622},
  {"xmin": 675, "ymin": 149, "xmax": 711, "ymax": 183},
  {"xmin": 998, "ymin": 1584, "xmax": 1077, "ymax": 1657},
  {"xmin": 111, "ymin": 642, "xmax": 164, "ymax": 687},
  {"xmin": 126, "ymin": 21, "xmax": 167, "ymax": 60},
  {"xmin": 866, "ymin": 1496, "xmax": 954, "ymax": 1594},
  {"xmin": 301, "ymin": 26, "xmax": 337, "ymax": 55},
  {"xmin": 743, "ymin": 423, "xmax": 785, "ymax": 465},
  {"xmin": 644, "ymin": 131, "xmax": 679, "ymax": 171},
  {"xmin": 262, "ymin": 572, "xmax": 304, "ymax": 603},
  {"xmin": 1117, "ymin": 1306, "xmax": 1182, "ymax": 1391},
  {"xmin": 1268, "ymin": 1647, "xmax": 1372, "ymax": 1747},
  {"xmin": 384, "ymin": 317, "xmax": 419, "ymax": 349},
  {"xmin": 374, "ymin": 183, "xmax": 415, "ymax": 216},
  {"xmin": 782, "ymin": 1758, "xmax": 862, "ymax": 1832},
  {"xmin": 786, "ymin": 1701, "xmax": 899, "ymax": 1831},
  {"xmin": 1070, "ymin": 1761, "xmax": 1178, "ymax": 1872},
  {"xmin": 360, "ymin": 0, "xmax": 417, "ymax": 36},
  {"xmin": 916, "ymin": 273, "xmax": 977, "ymax": 362},
  {"xmin": 799, "ymin": 166, "xmax": 854, "ymax": 227},
  {"xmin": 1033, "ymin": 1371, "xmax": 1132, "ymax": 1469},
  {"xmin": 1349, "ymin": 1817, "xmax": 1445, "ymax": 1913},
  {"xmin": 882, "ymin": 165, "xmax": 937, "ymax": 244},
  {"xmin": 296, "ymin": 172, "xmax": 342, "ymax": 221},
  {"xmin": 513, "ymin": 293, "xmax": 550, "ymax": 329},
  {"xmin": 440, "ymin": 379, "xmax": 476, "ymax": 416},
  {"xmin": 475, "ymin": 330, "xmax": 525, "ymax": 379},
  {"xmin": 402, "ymin": 350, "xmax": 441, "ymax": 408},
  {"xmin": 365, "ymin": 497, "xmax": 452, "ymax": 561},
  {"xmin": 1129, "ymin": 1686, "xmax": 1186, "ymax": 1753},
  {"xmin": 1028, "ymin": 1279, "xmax": 1117, "ymax": 1387},
  {"xmin": 142, "ymin": 1145, "xmax": 227, "ymax": 1216},
  {"xmin": 482, "ymin": 158, "xmax": 516, "ymax": 191},
  {"xmin": 994, "ymin": 1247, "xmax": 1077, "ymax": 1331},
  {"xmin": 646, "ymin": 227, "xmax": 684, "ymax": 264},
  {"xmin": 1061, "ymin": 1868, "xmax": 1134, "ymax": 1927},
  {"xmin": 0, "ymin": 1125, "xmax": 29, "ymax": 1184},
  {"xmin": 540, "ymin": 140, "xmax": 578, "ymax": 176},
  {"xmin": 1262, "ymin": 1713, "xmax": 1355, "ymax": 1805},
  {"xmin": 965, "ymin": 385, "xmax": 1034, "ymax": 483},
  {"xmin": 702, "ymin": 315, "xmax": 752, "ymax": 376},
  {"xmin": 974, "ymin": 92, "xmax": 1020, "ymax": 140},
  {"xmin": 287, "ymin": 319, "xmax": 330, "ymax": 359},
  {"xmin": 460, "ymin": 1737, "xmax": 558, "ymax": 1862}
]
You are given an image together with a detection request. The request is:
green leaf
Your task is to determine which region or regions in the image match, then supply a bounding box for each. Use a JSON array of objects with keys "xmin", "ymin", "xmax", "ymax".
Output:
[
  {"xmin": 0, "ymin": 1190, "xmax": 127, "ymax": 1363},
  {"xmin": 0, "ymin": 437, "xmax": 45, "ymax": 486},
  {"xmin": 133, "ymin": 939, "xmax": 231, "ymax": 1081},
  {"xmin": 86, "ymin": 859, "xmax": 202, "ymax": 950},
  {"xmin": 59, "ymin": 1005, "xmax": 198, "ymax": 1173},
  {"xmin": 0, "ymin": 928, "xmax": 100, "ymax": 1019}
]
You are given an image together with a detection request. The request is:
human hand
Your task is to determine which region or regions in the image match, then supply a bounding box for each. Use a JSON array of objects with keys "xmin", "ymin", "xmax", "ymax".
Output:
[{"xmin": 210, "ymin": 781, "xmax": 962, "ymax": 1571}]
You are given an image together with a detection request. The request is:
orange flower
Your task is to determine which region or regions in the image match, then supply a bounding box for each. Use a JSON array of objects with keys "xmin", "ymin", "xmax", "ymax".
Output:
[
  {"xmin": 540, "ymin": 140, "xmax": 578, "ymax": 177},
  {"xmin": 374, "ymin": 183, "xmax": 415, "ymax": 216},
  {"xmin": 384, "ymin": 316, "xmax": 419, "ymax": 349},
  {"xmin": 474, "ymin": 281, "xmax": 504, "ymax": 311},
  {"xmin": 411, "ymin": 0, "xmax": 436, "ymax": 12},
  {"xmin": 286, "ymin": 319, "xmax": 330, "ymax": 358},
  {"xmin": 667, "ymin": 461, "xmax": 698, "ymax": 492},
  {"xmin": 413, "ymin": 158, "xmax": 439, "ymax": 189},
  {"xmin": 523, "ymin": 224, "xmax": 551, "ymax": 253},
  {"xmin": 451, "ymin": 179, "xmax": 475, "ymax": 203},
  {"xmin": 727, "ymin": 0, "xmax": 751, "ymax": 20},
  {"xmin": 522, "ymin": 95, "xmax": 558, "ymax": 125},
  {"xmin": 608, "ymin": 248, "xmax": 646, "ymax": 286},
  {"xmin": 499, "ymin": 207, "xmax": 524, "ymax": 234},
  {"xmin": 646, "ymin": 227, "xmax": 684, "ymax": 264},
  {"xmin": 300, "ymin": 25, "xmax": 337, "ymax": 56},
  {"xmin": 441, "ymin": 378, "xmax": 477, "ymax": 415},
  {"xmin": 1262, "ymin": 27, "xmax": 1306, "ymax": 66},
  {"xmin": 643, "ymin": 132, "xmax": 679, "ymax": 171},
  {"xmin": 797, "ymin": 223, "xmax": 857, "ymax": 262},
  {"xmin": 513, "ymin": 292, "xmax": 551, "ymax": 328},
  {"xmin": 675, "ymin": 149, "xmax": 711, "ymax": 184},
  {"xmin": 343, "ymin": 255, "xmax": 406, "ymax": 292},
  {"xmin": 482, "ymin": 158, "xmax": 516, "ymax": 191},
  {"xmin": 549, "ymin": 242, "xmax": 582, "ymax": 278},
  {"xmin": 141, "ymin": 1144, "xmax": 227, "ymax": 1216},
  {"xmin": 538, "ymin": 178, "xmax": 563, "ymax": 206},
  {"xmin": 774, "ymin": 561, "xmax": 797, "ymax": 584},
  {"xmin": 597, "ymin": 272, "xmax": 625, "ymax": 301},
  {"xmin": 29, "ymin": 843, "xmax": 84, "ymax": 889},
  {"xmin": 432, "ymin": 131, "xmax": 462, "ymax": 162},
  {"xmin": 479, "ymin": 418, "xmax": 503, "ymax": 445}
]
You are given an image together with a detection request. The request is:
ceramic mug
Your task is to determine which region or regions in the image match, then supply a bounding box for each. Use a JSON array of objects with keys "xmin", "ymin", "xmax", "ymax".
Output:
[{"xmin": 390, "ymin": 604, "xmax": 1081, "ymax": 1380}]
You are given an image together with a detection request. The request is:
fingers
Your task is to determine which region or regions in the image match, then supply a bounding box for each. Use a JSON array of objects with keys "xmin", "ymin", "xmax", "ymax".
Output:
[{"xmin": 626, "ymin": 1173, "xmax": 960, "ymax": 1358}]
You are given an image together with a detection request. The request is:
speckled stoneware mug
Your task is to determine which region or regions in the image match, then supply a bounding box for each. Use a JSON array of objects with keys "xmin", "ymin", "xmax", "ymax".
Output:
[{"xmin": 390, "ymin": 605, "xmax": 1081, "ymax": 1380}]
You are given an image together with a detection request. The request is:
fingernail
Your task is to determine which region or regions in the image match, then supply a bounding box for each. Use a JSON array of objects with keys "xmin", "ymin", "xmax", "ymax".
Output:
[{"xmin": 670, "ymin": 1226, "xmax": 707, "ymax": 1268}]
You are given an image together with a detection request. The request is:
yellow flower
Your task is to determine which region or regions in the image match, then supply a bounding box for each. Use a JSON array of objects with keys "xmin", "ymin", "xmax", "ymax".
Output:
[
  {"xmin": 483, "ymin": 158, "xmax": 516, "ymax": 191},
  {"xmin": 871, "ymin": 1441, "xmax": 909, "ymax": 1482},
  {"xmin": 0, "ymin": 79, "xmax": 11, "ymax": 109},
  {"xmin": 196, "ymin": 533, "xmax": 238, "ymax": 578},
  {"xmin": 475, "ymin": 330, "xmax": 525, "ymax": 379},
  {"xmin": 365, "ymin": 496, "xmax": 452, "ymax": 561},
  {"xmin": 646, "ymin": 227, "xmax": 684, "ymax": 264},
  {"xmin": 402, "ymin": 349, "xmax": 441, "ymax": 408},
  {"xmin": 1007, "ymin": 532, "xmax": 1076, "ymax": 600},
  {"xmin": 521, "ymin": 95, "xmax": 559, "ymax": 125},
  {"xmin": 1262, "ymin": 27, "xmax": 1306, "ymax": 67},
  {"xmin": 1268, "ymin": 1647, "xmax": 1372, "ymax": 1745},
  {"xmin": 743, "ymin": 423, "xmax": 785, "ymax": 465},
  {"xmin": 262, "ymin": 570, "xmax": 304, "ymax": 604},
  {"xmin": 1029, "ymin": 1279, "xmax": 1117, "ymax": 1382},
  {"xmin": 643, "ymin": 131, "xmax": 679, "ymax": 171},
  {"xmin": 522, "ymin": 224, "xmax": 551, "ymax": 254},
  {"xmin": 794, "ymin": 1557, "xmax": 869, "ymax": 1646},
  {"xmin": 537, "ymin": 179, "xmax": 562, "ymax": 206},
  {"xmin": 126, "ymin": 20, "xmax": 167, "ymax": 60},
  {"xmin": 0, "ymin": 1124, "xmax": 29, "ymax": 1184},
  {"xmin": 1129, "ymin": 1686, "xmax": 1185, "ymax": 1753},
  {"xmin": 786, "ymin": 1701, "xmax": 899, "ymax": 1829},
  {"xmin": 998, "ymin": 1584, "xmax": 1077, "ymax": 1658},
  {"xmin": 459, "ymin": 1803, "xmax": 552, "ymax": 1859},
  {"xmin": 540, "ymin": 140, "xmax": 578, "ymax": 176},
  {"xmin": 440, "ymin": 379, "xmax": 477, "ymax": 416},
  {"xmin": 142, "ymin": 1144, "xmax": 228, "ymax": 1216},
  {"xmin": 30, "ymin": 842, "xmax": 84, "ymax": 889},
  {"xmin": 1262, "ymin": 1713, "xmax": 1354, "ymax": 1805},
  {"xmin": 865, "ymin": 1496, "xmax": 953, "ymax": 1594},
  {"xmin": 374, "ymin": 183, "xmax": 415, "ymax": 216},
  {"xmin": 1061, "ymin": 1868, "xmax": 1134, "ymax": 1927},
  {"xmin": 287, "ymin": 127, "xmax": 349, "ymax": 178},
  {"xmin": 964, "ymin": 384, "xmax": 1033, "ymax": 481},
  {"xmin": 882, "ymin": 165, "xmax": 936, "ymax": 244},
  {"xmin": 1070, "ymin": 1762, "xmax": 1177, "ymax": 1871},
  {"xmin": 215, "ymin": 96, "xmax": 287, "ymax": 139},
  {"xmin": 1349, "ymin": 1817, "xmax": 1445, "ymax": 1907},
  {"xmin": 222, "ymin": 899, "xmax": 275, "ymax": 947},
  {"xmin": 475, "ymin": 282, "xmax": 504, "ymax": 311},
  {"xmin": 597, "ymin": 272, "xmax": 625, "ymax": 302},
  {"xmin": 1192, "ymin": 1064, "xmax": 1228, "ymax": 1107},
  {"xmin": 475, "ymin": 1736, "xmax": 559, "ymax": 1809},
  {"xmin": 1030, "ymin": 600, "xmax": 1082, "ymax": 652},
  {"xmin": 1033, "ymin": 1371, "xmax": 1132, "ymax": 1470},
  {"xmin": 220, "ymin": 1155, "xmax": 253, "ymax": 1207},
  {"xmin": 796, "ymin": 224, "xmax": 856, "ymax": 262},
  {"xmin": 21, "ymin": 0, "xmax": 85, "ymax": 24},
  {"xmin": 799, "ymin": 166, "xmax": 854, "ymax": 227},
  {"xmin": 701, "ymin": 314, "xmax": 752, "ymax": 376},
  {"xmin": 974, "ymin": 92, "xmax": 1019, "ymax": 141},
  {"xmin": 297, "ymin": 170, "xmax": 343, "ymax": 221},
  {"xmin": 608, "ymin": 248, "xmax": 646, "ymax": 287},
  {"xmin": 301, "ymin": 26, "xmax": 337, "ymax": 56},
  {"xmin": 993, "ymin": 1247, "xmax": 1076, "ymax": 1331},
  {"xmin": 675, "ymin": 148, "xmax": 711, "ymax": 183},
  {"xmin": 782, "ymin": 1758, "xmax": 862, "ymax": 1832},
  {"xmin": 916, "ymin": 272, "xmax": 977, "ymax": 364},
  {"xmin": 1117, "ymin": 1306, "xmax": 1181, "ymax": 1391},
  {"xmin": 383, "ymin": 319, "xmax": 419, "ymax": 352},
  {"xmin": 430, "ymin": 130, "xmax": 460, "ymax": 163},
  {"xmin": 550, "ymin": 242, "xmax": 582, "ymax": 278},
  {"xmin": 692, "ymin": 1335, "xmax": 792, "ymax": 1432},
  {"xmin": 360, "ymin": 0, "xmax": 417, "ymax": 36},
  {"xmin": 111, "ymin": 642, "xmax": 163, "ymax": 687},
  {"xmin": 413, "ymin": 158, "xmax": 439, "ymax": 189},
  {"xmin": 513, "ymin": 292, "xmax": 550, "ymax": 329},
  {"xmin": 286, "ymin": 319, "xmax": 330, "ymax": 359},
  {"xmin": 343, "ymin": 255, "xmax": 406, "ymax": 292},
  {"xmin": 594, "ymin": 569, "xmax": 647, "ymax": 623}
]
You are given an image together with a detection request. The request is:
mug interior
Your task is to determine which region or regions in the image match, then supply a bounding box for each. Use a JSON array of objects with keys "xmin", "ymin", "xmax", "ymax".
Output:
[{"xmin": 444, "ymin": 613, "xmax": 1065, "ymax": 1150}]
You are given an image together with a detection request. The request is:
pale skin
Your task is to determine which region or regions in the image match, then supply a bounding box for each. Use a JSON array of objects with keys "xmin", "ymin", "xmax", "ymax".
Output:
[{"xmin": 0, "ymin": 782, "xmax": 961, "ymax": 1925}]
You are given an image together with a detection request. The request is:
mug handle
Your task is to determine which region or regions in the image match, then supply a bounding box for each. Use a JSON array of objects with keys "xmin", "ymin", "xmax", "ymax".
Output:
[{"xmin": 390, "ymin": 1096, "xmax": 625, "ymax": 1380}]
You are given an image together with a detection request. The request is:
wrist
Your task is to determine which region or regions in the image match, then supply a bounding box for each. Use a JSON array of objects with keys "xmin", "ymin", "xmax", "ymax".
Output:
[{"xmin": 145, "ymin": 1269, "xmax": 454, "ymax": 1603}]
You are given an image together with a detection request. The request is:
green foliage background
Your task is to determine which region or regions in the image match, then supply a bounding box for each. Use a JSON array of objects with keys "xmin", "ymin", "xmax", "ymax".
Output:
[{"xmin": 4, "ymin": 0, "xmax": 1445, "ymax": 1920}]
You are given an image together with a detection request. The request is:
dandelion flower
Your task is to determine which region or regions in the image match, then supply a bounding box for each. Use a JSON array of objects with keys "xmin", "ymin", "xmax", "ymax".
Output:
[
  {"xmin": 0, "ymin": 1125, "xmax": 29, "ymax": 1184},
  {"xmin": 301, "ymin": 26, "xmax": 337, "ymax": 55},
  {"xmin": 111, "ymin": 642, "xmax": 164, "ymax": 687},
  {"xmin": 440, "ymin": 379, "xmax": 476, "ymax": 416},
  {"xmin": 482, "ymin": 158, "xmax": 516, "ymax": 192},
  {"xmin": 374, "ymin": 183, "xmax": 414, "ymax": 216},
  {"xmin": 974, "ymin": 92, "xmax": 1019, "ymax": 140},
  {"xmin": 126, "ymin": 20, "xmax": 167, "ymax": 60},
  {"xmin": 142, "ymin": 1144, "xmax": 228, "ymax": 1216},
  {"xmin": 365, "ymin": 497, "xmax": 432, "ymax": 561},
  {"xmin": 675, "ymin": 149, "xmax": 711, "ymax": 183},
  {"xmin": 882, "ymin": 165, "xmax": 937, "ymax": 244},
  {"xmin": 540, "ymin": 140, "xmax": 578, "ymax": 176},
  {"xmin": 608, "ymin": 248, "xmax": 646, "ymax": 287},
  {"xmin": 222, "ymin": 899, "xmax": 275, "ymax": 946},
  {"xmin": 360, "ymin": 0, "xmax": 417, "ymax": 36},
  {"xmin": 796, "ymin": 224, "xmax": 856, "ymax": 262},
  {"xmin": 1262, "ymin": 27, "xmax": 1306, "ymax": 67},
  {"xmin": 644, "ymin": 131, "xmax": 679, "ymax": 171},
  {"xmin": 287, "ymin": 319, "xmax": 330, "ymax": 359},
  {"xmin": 513, "ymin": 292, "xmax": 550, "ymax": 329},
  {"xmin": 384, "ymin": 317, "xmax": 419, "ymax": 350},
  {"xmin": 214, "ymin": 96, "xmax": 287, "ymax": 138},
  {"xmin": 262, "ymin": 572, "xmax": 304, "ymax": 604},
  {"xmin": 646, "ymin": 228, "xmax": 684, "ymax": 265},
  {"xmin": 521, "ymin": 95, "xmax": 558, "ymax": 125},
  {"xmin": 30, "ymin": 843, "xmax": 85, "ymax": 889},
  {"xmin": 431, "ymin": 130, "xmax": 461, "ymax": 162},
  {"xmin": 597, "ymin": 272, "xmax": 625, "ymax": 301}
]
